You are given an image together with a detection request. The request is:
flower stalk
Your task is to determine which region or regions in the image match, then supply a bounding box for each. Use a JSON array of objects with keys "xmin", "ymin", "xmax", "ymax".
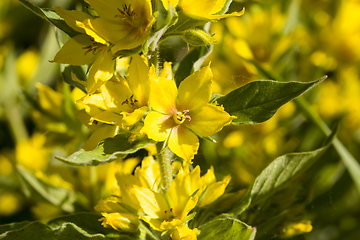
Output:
[{"xmin": 156, "ymin": 142, "xmax": 173, "ymax": 192}]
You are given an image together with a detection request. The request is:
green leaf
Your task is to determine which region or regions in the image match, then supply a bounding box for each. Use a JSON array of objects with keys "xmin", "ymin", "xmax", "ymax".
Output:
[
  {"xmin": 148, "ymin": 3, "xmax": 178, "ymax": 51},
  {"xmin": 198, "ymin": 217, "xmax": 255, "ymax": 240},
  {"xmin": 60, "ymin": 64, "xmax": 87, "ymax": 93},
  {"xmin": 249, "ymin": 134, "xmax": 334, "ymax": 206},
  {"xmin": 0, "ymin": 221, "xmax": 107, "ymax": 240},
  {"xmin": 0, "ymin": 221, "xmax": 32, "ymax": 234},
  {"xmin": 174, "ymin": 45, "xmax": 213, "ymax": 87},
  {"xmin": 47, "ymin": 213, "xmax": 127, "ymax": 238},
  {"xmin": 56, "ymin": 134, "xmax": 156, "ymax": 166},
  {"xmin": 16, "ymin": 165, "xmax": 77, "ymax": 212},
  {"xmin": 295, "ymin": 97, "xmax": 360, "ymax": 195},
  {"xmin": 217, "ymin": 77, "xmax": 326, "ymax": 125},
  {"xmin": 19, "ymin": 0, "xmax": 79, "ymax": 37}
]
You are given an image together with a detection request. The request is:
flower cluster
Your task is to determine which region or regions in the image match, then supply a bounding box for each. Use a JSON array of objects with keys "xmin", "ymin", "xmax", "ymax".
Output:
[
  {"xmin": 95, "ymin": 157, "xmax": 231, "ymax": 238},
  {"xmin": 48, "ymin": 0, "xmax": 242, "ymax": 238}
]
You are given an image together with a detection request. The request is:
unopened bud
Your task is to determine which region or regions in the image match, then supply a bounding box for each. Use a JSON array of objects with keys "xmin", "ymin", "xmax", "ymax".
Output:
[{"xmin": 182, "ymin": 29, "xmax": 215, "ymax": 46}]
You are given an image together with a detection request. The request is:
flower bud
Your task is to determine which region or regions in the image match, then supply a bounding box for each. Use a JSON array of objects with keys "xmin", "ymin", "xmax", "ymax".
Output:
[{"xmin": 182, "ymin": 29, "xmax": 215, "ymax": 46}]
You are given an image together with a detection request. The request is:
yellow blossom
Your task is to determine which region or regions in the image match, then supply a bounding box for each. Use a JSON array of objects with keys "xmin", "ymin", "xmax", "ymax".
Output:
[
  {"xmin": 133, "ymin": 170, "xmax": 198, "ymax": 232},
  {"xmin": 162, "ymin": 0, "xmax": 244, "ymax": 20},
  {"xmin": 142, "ymin": 65, "xmax": 234, "ymax": 162},
  {"xmin": 171, "ymin": 224, "xmax": 199, "ymax": 240},
  {"xmin": 95, "ymin": 196, "xmax": 140, "ymax": 232},
  {"xmin": 281, "ymin": 220, "xmax": 313, "ymax": 238},
  {"xmin": 78, "ymin": 54, "xmax": 150, "ymax": 128}
]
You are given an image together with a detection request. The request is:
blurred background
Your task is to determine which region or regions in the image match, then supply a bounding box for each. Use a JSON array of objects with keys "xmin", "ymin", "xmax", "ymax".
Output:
[{"xmin": 1, "ymin": 0, "xmax": 360, "ymax": 239}]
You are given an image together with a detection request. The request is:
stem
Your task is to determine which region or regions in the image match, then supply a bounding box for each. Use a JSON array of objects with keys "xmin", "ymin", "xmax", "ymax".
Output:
[
  {"xmin": 4, "ymin": 102, "xmax": 28, "ymax": 143},
  {"xmin": 156, "ymin": 142, "xmax": 173, "ymax": 192},
  {"xmin": 295, "ymin": 96, "xmax": 360, "ymax": 194}
]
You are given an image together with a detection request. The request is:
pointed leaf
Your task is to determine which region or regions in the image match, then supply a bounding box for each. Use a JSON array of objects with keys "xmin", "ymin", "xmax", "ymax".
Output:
[
  {"xmin": 56, "ymin": 134, "xmax": 156, "ymax": 166},
  {"xmin": 249, "ymin": 131, "xmax": 335, "ymax": 206},
  {"xmin": 16, "ymin": 166, "xmax": 77, "ymax": 212},
  {"xmin": 174, "ymin": 45, "xmax": 213, "ymax": 87},
  {"xmin": 217, "ymin": 77, "xmax": 326, "ymax": 125},
  {"xmin": 0, "ymin": 221, "xmax": 106, "ymax": 240},
  {"xmin": 19, "ymin": 0, "xmax": 79, "ymax": 37},
  {"xmin": 47, "ymin": 212, "xmax": 126, "ymax": 238},
  {"xmin": 198, "ymin": 217, "xmax": 255, "ymax": 240}
]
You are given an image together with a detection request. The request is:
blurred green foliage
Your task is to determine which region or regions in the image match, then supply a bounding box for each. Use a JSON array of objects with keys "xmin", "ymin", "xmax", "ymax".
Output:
[{"xmin": 1, "ymin": 0, "xmax": 360, "ymax": 239}]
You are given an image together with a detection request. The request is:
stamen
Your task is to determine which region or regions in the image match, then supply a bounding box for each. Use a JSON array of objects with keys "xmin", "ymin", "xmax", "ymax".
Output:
[
  {"xmin": 115, "ymin": 4, "xmax": 135, "ymax": 20},
  {"xmin": 122, "ymin": 94, "xmax": 138, "ymax": 106},
  {"xmin": 82, "ymin": 42, "xmax": 104, "ymax": 55},
  {"xmin": 173, "ymin": 110, "xmax": 191, "ymax": 125}
]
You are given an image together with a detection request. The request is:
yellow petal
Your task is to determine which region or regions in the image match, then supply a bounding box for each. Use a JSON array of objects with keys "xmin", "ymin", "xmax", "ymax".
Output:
[
  {"xmin": 128, "ymin": 54, "xmax": 150, "ymax": 106},
  {"xmin": 82, "ymin": 125, "xmax": 117, "ymax": 151},
  {"xmin": 138, "ymin": 216, "xmax": 164, "ymax": 231},
  {"xmin": 134, "ymin": 156, "xmax": 160, "ymax": 190},
  {"xmin": 116, "ymin": 174, "xmax": 141, "ymax": 211},
  {"xmin": 161, "ymin": 0, "xmax": 179, "ymax": 10},
  {"xmin": 205, "ymin": 8, "xmax": 245, "ymax": 20},
  {"xmin": 78, "ymin": 93, "xmax": 106, "ymax": 115},
  {"xmin": 186, "ymin": 104, "xmax": 234, "ymax": 137},
  {"xmin": 167, "ymin": 169, "xmax": 192, "ymax": 216},
  {"xmin": 180, "ymin": 0, "xmax": 218, "ymax": 15},
  {"xmin": 76, "ymin": 19, "xmax": 107, "ymax": 45},
  {"xmin": 160, "ymin": 61, "xmax": 173, "ymax": 79},
  {"xmin": 168, "ymin": 125, "xmax": 199, "ymax": 163},
  {"xmin": 51, "ymin": 34, "xmax": 97, "ymax": 65},
  {"xmin": 101, "ymin": 78, "xmax": 133, "ymax": 113},
  {"xmin": 200, "ymin": 175, "xmax": 231, "ymax": 207},
  {"xmin": 53, "ymin": 7, "xmax": 91, "ymax": 33},
  {"xmin": 200, "ymin": 166, "xmax": 216, "ymax": 187},
  {"xmin": 87, "ymin": 50, "xmax": 114, "ymax": 93},
  {"xmin": 149, "ymin": 77, "xmax": 178, "ymax": 114},
  {"xmin": 84, "ymin": 0, "xmax": 120, "ymax": 19},
  {"xmin": 177, "ymin": 65, "xmax": 212, "ymax": 111},
  {"xmin": 171, "ymin": 225, "xmax": 199, "ymax": 240},
  {"xmin": 142, "ymin": 112, "xmax": 174, "ymax": 141},
  {"xmin": 133, "ymin": 186, "xmax": 168, "ymax": 219},
  {"xmin": 121, "ymin": 106, "xmax": 147, "ymax": 127},
  {"xmin": 99, "ymin": 212, "xmax": 139, "ymax": 232},
  {"xmin": 91, "ymin": 111, "xmax": 124, "ymax": 126}
]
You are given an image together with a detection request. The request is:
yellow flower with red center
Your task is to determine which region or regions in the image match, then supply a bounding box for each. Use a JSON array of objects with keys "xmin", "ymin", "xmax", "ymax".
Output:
[{"xmin": 142, "ymin": 65, "xmax": 234, "ymax": 162}]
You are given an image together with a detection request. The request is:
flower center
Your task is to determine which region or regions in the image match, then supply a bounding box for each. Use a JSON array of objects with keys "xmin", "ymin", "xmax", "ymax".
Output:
[
  {"xmin": 115, "ymin": 4, "xmax": 136, "ymax": 22},
  {"xmin": 82, "ymin": 41, "xmax": 105, "ymax": 55},
  {"xmin": 122, "ymin": 94, "xmax": 139, "ymax": 107},
  {"xmin": 173, "ymin": 110, "xmax": 191, "ymax": 125},
  {"xmin": 164, "ymin": 208, "xmax": 175, "ymax": 221}
]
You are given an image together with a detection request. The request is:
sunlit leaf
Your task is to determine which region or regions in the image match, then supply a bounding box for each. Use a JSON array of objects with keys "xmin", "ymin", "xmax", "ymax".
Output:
[
  {"xmin": 217, "ymin": 77, "xmax": 326, "ymax": 125},
  {"xmin": 16, "ymin": 165, "xmax": 77, "ymax": 212},
  {"xmin": 19, "ymin": 0, "xmax": 79, "ymax": 37},
  {"xmin": 56, "ymin": 134, "xmax": 156, "ymax": 166},
  {"xmin": 198, "ymin": 217, "xmax": 255, "ymax": 240}
]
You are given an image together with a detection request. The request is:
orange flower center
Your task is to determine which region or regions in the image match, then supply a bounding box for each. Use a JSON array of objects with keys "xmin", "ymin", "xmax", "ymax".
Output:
[{"xmin": 173, "ymin": 110, "xmax": 191, "ymax": 125}]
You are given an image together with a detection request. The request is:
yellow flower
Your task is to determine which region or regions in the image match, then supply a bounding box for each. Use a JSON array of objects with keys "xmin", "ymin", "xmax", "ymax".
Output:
[
  {"xmin": 133, "ymin": 169, "xmax": 198, "ymax": 232},
  {"xmin": 78, "ymin": 54, "xmax": 150, "ymax": 128},
  {"xmin": 15, "ymin": 132, "xmax": 49, "ymax": 172},
  {"xmin": 162, "ymin": 0, "xmax": 244, "ymax": 20},
  {"xmin": 142, "ymin": 65, "xmax": 234, "ymax": 162},
  {"xmin": 52, "ymin": 0, "xmax": 154, "ymax": 93},
  {"xmin": 54, "ymin": 0, "xmax": 154, "ymax": 54},
  {"xmin": 95, "ymin": 196, "xmax": 139, "ymax": 232},
  {"xmin": 281, "ymin": 220, "xmax": 313, "ymax": 238},
  {"xmin": 170, "ymin": 224, "xmax": 199, "ymax": 240}
]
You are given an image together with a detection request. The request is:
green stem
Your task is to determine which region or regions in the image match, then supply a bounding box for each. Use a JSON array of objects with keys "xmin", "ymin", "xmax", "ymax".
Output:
[
  {"xmin": 156, "ymin": 142, "xmax": 173, "ymax": 192},
  {"xmin": 295, "ymin": 96, "xmax": 360, "ymax": 194},
  {"xmin": 4, "ymin": 102, "xmax": 28, "ymax": 143}
]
